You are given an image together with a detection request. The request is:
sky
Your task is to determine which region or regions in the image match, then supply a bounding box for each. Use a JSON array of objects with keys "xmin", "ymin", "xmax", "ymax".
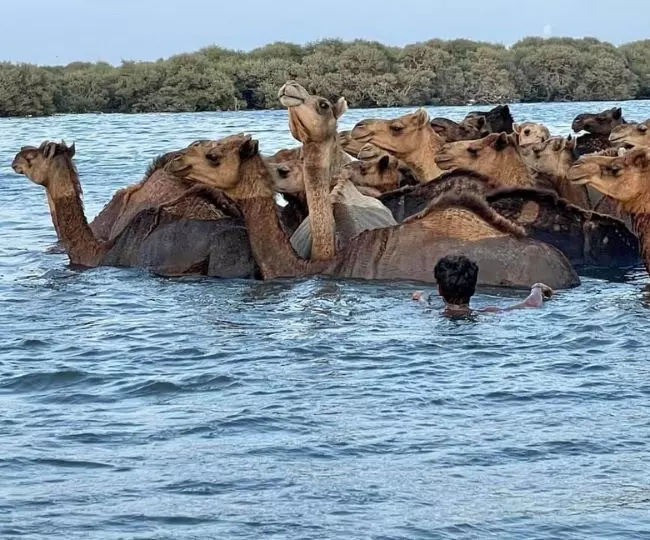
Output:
[{"xmin": 2, "ymin": 0, "xmax": 648, "ymax": 66}]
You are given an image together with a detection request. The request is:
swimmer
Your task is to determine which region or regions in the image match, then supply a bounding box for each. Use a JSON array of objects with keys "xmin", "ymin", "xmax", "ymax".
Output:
[{"xmin": 412, "ymin": 255, "xmax": 554, "ymax": 316}]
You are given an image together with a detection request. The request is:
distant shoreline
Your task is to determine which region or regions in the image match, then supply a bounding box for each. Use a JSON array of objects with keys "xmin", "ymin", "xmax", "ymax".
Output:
[{"xmin": 1, "ymin": 36, "xmax": 648, "ymax": 118}]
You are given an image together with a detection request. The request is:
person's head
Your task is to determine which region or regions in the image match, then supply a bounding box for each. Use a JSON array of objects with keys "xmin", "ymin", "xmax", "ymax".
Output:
[{"xmin": 434, "ymin": 255, "xmax": 479, "ymax": 306}]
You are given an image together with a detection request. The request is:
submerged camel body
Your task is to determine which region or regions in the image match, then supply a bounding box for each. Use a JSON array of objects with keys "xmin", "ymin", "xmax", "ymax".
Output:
[
  {"xmin": 12, "ymin": 141, "xmax": 257, "ymax": 278},
  {"xmin": 378, "ymin": 169, "xmax": 639, "ymax": 269},
  {"xmin": 168, "ymin": 133, "xmax": 580, "ymax": 290}
]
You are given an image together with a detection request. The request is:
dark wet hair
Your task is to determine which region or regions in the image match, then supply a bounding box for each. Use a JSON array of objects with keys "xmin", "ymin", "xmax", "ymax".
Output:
[{"xmin": 434, "ymin": 255, "xmax": 479, "ymax": 305}]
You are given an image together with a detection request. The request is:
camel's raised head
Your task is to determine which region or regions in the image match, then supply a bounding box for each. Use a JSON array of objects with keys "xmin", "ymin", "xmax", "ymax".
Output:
[
  {"xmin": 166, "ymin": 133, "xmax": 259, "ymax": 193},
  {"xmin": 12, "ymin": 141, "xmax": 76, "ymax": 186},
  {"xmin": 278, "ymin": 81, "xmax": 347, "ymax": 144},
  {"xmin": 568, "ymin": 148, "xmax": 650, "ymax": 211},
  {"xmin": 520, "ymin": 135, "xmax": 576, "ymax": 177},
  {"xmin": 609, "ymin": 120, "xmax": 650, "ymax": 150},
  {"xmin": 351, "ymin": 109, "xmax": 433, "ymax": 156},
  {"xmin": 435, "ymin": 132, "xmax": 518, "ymax": 172},
  {"xmin": 572, "ymin": 107, "xmax": 625, "ymax": 135},
  {"xmin": 513, "ymin": 122, "xmax": 551, "ymax": 146},
  {"xmin": 430, "ymin": 117, "xmax": 482, "ymax": 143}
]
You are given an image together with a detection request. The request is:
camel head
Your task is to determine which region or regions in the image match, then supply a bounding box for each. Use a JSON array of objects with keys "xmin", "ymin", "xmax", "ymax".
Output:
[
  {"xmin": 339, "ymin": 154, "xmax": 404, "ymax": 195},
  {"xmin": 166, "ymin": 134, "xmax": 263, "ymax": 198},
  {"xmin": 350, "ymin": 108, "xmax": 435, "ymax": 157},
  {"xmin": 430, "ymin": 117, "xmax": 482, "ymax": 142},
  {"xmin": 12, "ymin": 141, "xmax": 76, "ymax": 187},
  {"xmin": 464, "ymin": 105, "xmax": 514, "ymax": 134},
  {"xmin": 609, "ymin": 120, "xmax": 650, "ymax": 150},
  {"xmin": 339, "ymin": 130, "xmax": 368, "ymax": 158},
  {"xmin": 520, "ymin": 136, "xmax": 577, "ymax": 178},
  {"xmin": 435, "ymin": 132, "xmax": 520, "ymax": 176},
  {"xmin": 513, "ymin": 122, "xmax": 551, "ymax": 146},
  {"xmin": 572, "ymin": 107, "xmax": 625, "ymax": 135},
  {"xmin": 568, "ymin": 148, "xmax": 650, "ymax": 213},
  {"xmin": 269, "ymin": 160, "xmax": 304, "ymax": 195},
  {"xmin": 278, "ymin": 81, "xmax": 348, "ymax": 144}
]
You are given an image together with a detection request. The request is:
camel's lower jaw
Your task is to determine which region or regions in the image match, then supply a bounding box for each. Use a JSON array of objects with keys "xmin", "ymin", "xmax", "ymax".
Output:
[
  {"xmin": 567, "ymin": 176, "xmax": 591, "ymax": 186},
  {"xmin": 349, "ymin": 130, "xmax": 373, "ymax": 143},
  {"xmin": 279, "ymin": 96, "xmax": 304, "ymax": 108}
]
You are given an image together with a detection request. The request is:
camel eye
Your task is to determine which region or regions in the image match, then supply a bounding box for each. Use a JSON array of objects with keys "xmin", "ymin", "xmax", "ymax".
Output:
[
  {"xmin": 277, "ymin": 165, "xmax": 290, "ymax": 178},
  {"xmin": 318, "ymin": 100, "xmax": 330, "ymax": 110},
  {"xmin": 524, "ymin": 129, "xmax": 531, "ymax": 136},
  {"xmin": 639, "ymin": 125, "xmax": 648, "ymax": 133},
  {"xmin": 468, "ymin": 147, "xmax": 479, "ymax": 156},
  {"xmin": 206, "ymin": 152, "xmax": 221, "ymax": 166},
  {"xmin": 390, "ymin": 125, "xmax": 404, "ymax": 134}
]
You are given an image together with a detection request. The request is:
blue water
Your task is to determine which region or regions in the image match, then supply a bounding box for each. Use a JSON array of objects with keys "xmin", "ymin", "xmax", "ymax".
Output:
[{"xmin": 2, "ymin": 101, "xmax": 650, "ymax": 539}]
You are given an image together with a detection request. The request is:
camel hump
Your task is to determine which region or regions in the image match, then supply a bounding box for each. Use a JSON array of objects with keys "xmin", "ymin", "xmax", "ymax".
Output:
[{"xmin": 412, "ymin": 190, "xmax": 526, "ymax": 239}]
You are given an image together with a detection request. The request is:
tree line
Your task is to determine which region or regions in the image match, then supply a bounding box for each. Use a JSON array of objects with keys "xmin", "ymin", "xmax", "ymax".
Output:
[{"xmin": 1, "ymin": 37, "xmax": 649, "ymax": 117}]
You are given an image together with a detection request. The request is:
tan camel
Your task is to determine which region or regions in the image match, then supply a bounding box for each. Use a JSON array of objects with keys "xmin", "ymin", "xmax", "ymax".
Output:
[
  {"xmin": 610, "ymin": 120, "xmax": 650, "ymax": 150},
  {"xmin": 168, "ymin": 134, "xmax": 580, "ymax": 289},
  {"xmin": 350, "ymin": 108, "xmax": 445, "ymax": 181},
  {"xmin": 11, "ymin": 140, "xmax": 257, "ymax": 277},
  {"xmin": 435, "ymin": 132, "xmax": 534, "ymax": 187},
  {"xmin": 569, "ymin": 148, "xmax": 650, "ymax": 273},
  {"xmin": 513, "ymin": 122, "xmax": 551, "ymax": 146}
]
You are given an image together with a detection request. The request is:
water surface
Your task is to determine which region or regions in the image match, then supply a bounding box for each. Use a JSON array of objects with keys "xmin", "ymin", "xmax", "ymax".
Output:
[{"xmin": 1, "ymin": 101, "xmax": 650, "ymax": 539}]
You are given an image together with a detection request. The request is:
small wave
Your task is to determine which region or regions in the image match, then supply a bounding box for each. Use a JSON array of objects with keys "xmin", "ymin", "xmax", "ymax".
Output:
[{"xmin": 0, "ymin": 369, "xmax": 91, "ymax": 392}]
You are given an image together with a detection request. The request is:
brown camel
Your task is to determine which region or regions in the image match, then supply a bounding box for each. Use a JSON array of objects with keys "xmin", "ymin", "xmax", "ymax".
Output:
[
  {"xmin": 277, "ymin": 81, "xmax": 350, "ymax": 260},
  {"xmin": 513, "ymin": 122, "xmax": 551, "ymax": 146},
  {"xmin": 339, "ymin": 130, "xmax": 370, "ymax": 158},
  {"xmin": 435, "ymin": 132, "xmax": 534, "ymax": 187},
  {"xmin": 519, "ymin": 136, "xmax": 590, "ymax": 207},
  {"xmin": 571, "ymin": 107, "xmax": 626, "ymax": 156},
  {"xmin": 167, "ymin": 134, "xmax": 579, "ymax": 289},
  {"xmin": 350, "ymin": 108, "xmax": 445, "ymax": 182},
  {"xmin": 11, "ymin": 140, "xmax": 257, "ymax": 277},
  {"xmin": 464, "ymin": 105, "xmax": 515, "ymax": 134},
  {"xmin": 610, "ymin": 120, "xmax": 650, "ymax": 150},
  {"xmin": 430, "ymin": 117, "xmax": 483, "ymax": 142},
  {"xmin": 569, "ymin": 148, "xmax": 650, "ymax": 273}
]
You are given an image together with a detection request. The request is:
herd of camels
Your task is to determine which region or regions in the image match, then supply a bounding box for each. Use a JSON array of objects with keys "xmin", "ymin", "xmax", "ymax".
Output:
[{"xmin": 11, "ymin": 81, "xmax": 650, "ymax": 292}]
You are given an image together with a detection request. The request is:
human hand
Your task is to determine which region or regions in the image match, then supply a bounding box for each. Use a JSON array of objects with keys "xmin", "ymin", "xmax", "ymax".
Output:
[
  {"xmin": 531, "ymin": 283, "xmax": 554, "ymax": 300},
  {"xmin": 412, "ymin": 291, "xmax": 423, "ymax": 301}
]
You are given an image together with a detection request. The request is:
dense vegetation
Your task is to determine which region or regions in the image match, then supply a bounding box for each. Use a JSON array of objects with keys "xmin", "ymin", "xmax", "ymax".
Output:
[{"xmin": 1, "ymin": 37, "xmax": 649, "ymax": 117}]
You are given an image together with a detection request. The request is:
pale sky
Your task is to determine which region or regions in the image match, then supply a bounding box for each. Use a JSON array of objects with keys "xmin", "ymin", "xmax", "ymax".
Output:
[{"xmin": 2, "ymin": 0, "xmax": 647, "ymax": 65}]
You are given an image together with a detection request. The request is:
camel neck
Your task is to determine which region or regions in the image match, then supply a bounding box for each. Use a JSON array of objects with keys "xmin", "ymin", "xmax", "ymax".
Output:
[
  {"xmin": 302, "ymin": 141, "xmax": 336, "ymax": 260},
  {"xmin": 46, "ymin": 161, "xmax": 105, "ymax": 266},
  {"xmin": 235, "ymin": 157, "xmax": 318, "ymax": 279},
  {"xmin": 632, "ymin": 214, "xmax": 650, "ymax": 274},
  {"xmin": 494, "ymin": 151, "xmax": 533, "ymax": 187},
  {"xmin": 406, "ymin": 128, "xmax": 444, "ymax": 182}
]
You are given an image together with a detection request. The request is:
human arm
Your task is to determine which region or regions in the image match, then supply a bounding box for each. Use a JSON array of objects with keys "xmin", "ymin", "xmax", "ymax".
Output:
[{"xmin": 504, "ymin": 283, "xmax": 554, "ymax": 311}]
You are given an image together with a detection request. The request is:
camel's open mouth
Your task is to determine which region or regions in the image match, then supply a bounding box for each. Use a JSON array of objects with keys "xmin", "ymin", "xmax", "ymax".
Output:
[
  {"xmin": 278, "ymin": 82, "xmax": 310, "ymax": 109},
  {"xmin": 11, "ymin": 161, "xmax": 26, "ymax": 175}
]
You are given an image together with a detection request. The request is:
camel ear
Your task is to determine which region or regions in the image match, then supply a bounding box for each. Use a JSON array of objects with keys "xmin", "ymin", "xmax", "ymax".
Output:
[
  {"xmin": 378, "ymin": 154, "xmax": 391, "ymax": 172},
  {"xmin": 513, "ymin": 122, "xmax": 521, "ymax": 134},
  {"xmin": 67, "ymin": 142, "xmax": 76, "ymax": 158},
  {"xmin": 430, "ymin": 120, "xmax": 446, "ymax": 135},
  {"xmin": 240, "ymin": 138, "xmax": 259, "ymax": 159},
  {"xmin": 613, "ymin": 107, "xmax": 622, "ymax": 120},
  {"xmin": 493, "ymin": 132, "xmax": 509, "ymax": 151},
  {"xmin": 476, "ymin": 116, "xmax": 486, "ymax": 129},
  {"xmin": 552, "ymin": 138, "xmax": 563, "ymax": 152},
  {"xmin": 632, "ymin": 151, "xmax": 650, "ymax": 169},
  {"xmin": 333, "ymin": 97, "xmax": 348, "ymax": 119},
  {"xmin": 413, "ymin": 108, "xmax": 430, "ymax": 127},
  {"xmin": 566, "ymin": 135, "xmax": 575, "ymax": 150}
]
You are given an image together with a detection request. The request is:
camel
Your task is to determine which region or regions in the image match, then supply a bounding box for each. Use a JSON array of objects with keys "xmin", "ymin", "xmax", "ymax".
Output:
[
  {"xmin": 435, "ymin": 132, "xmax": 534, "ymax": 187},
  {"xmin": 464, "ymin": 105, "xmax": 514, "ymax": 134},
  {"xmin": 350, "ymin": 108, "xmax": 445, "ymax": 182},
  {"xmin": 378, "ymin": 168, "xmax": 639, "ymax": 270},
  {"xmin": 513, "ymin": 122, "xmax": 550, "ymax": 146},
  {"xmin": 571, "ymin": 107, "xmax": 626, "ymax": 156},
  {"xmin": 167, "ymin": 133, "xmax": 580, "ymax": 290},
  {"xmin": 610, "ymin": 120, "xmax": 650, "ymax": 150},
  {"xmin": 339, "ymin": 130, "xmax": 370, "ymax": 158},
  {"xmin": 11, "ymin": 140, "xmax": 257, "ymax": 278},
  {"xmin": 519, "ymin": 136, "xmax": 591, "ymax": 208},
  {"xmin": 569, "ymin": 148, "xmax": 650, "ymax": 273},
  {"xmin": 430, "ymin": 117, "xmax": 483, "ymax": 142}
]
